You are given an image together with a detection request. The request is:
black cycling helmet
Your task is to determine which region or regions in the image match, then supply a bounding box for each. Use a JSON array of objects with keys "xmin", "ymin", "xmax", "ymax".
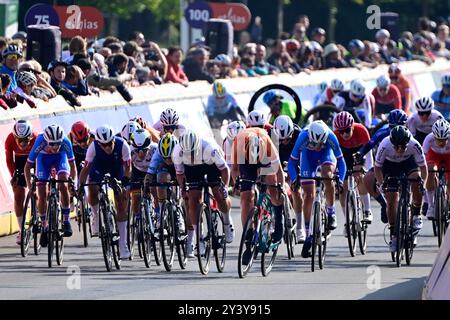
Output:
[{"xmin": 390, "ymin": 125, "xmax": 411, "ymax": 147}]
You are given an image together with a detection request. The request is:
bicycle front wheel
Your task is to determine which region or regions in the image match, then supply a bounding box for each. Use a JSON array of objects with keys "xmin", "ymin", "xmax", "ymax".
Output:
[
  {"xmin": 99, "ymin": 201, "xmax": 113, "ymax": 272},
  {"xmin": 283, "ymin": 196, "xmax": 295, "ymax": 259},
  {"xmin": 261, "ymin": 217, "xmax": 279, "ymax": 277},
  {"xmin": 196, "ymin": 203, "xmax": 212, "ymax": 275},
  {"xmin": 160, "ymin": 201, "xmax": 175, "ymax": 272},
  {"xmin": 311, "ymin": 201, "xmax": 321, "ymax": 272},
  {"xmin": 55, "ymin": 206, "xmax": 64, "ymax": 266},
  {"xmin": 21, "ymin": 192, "xmax": 34, "ymax": 257},
  {"xmin": 175, "ymin": 205, "xmax": 188, "ymax": 270},
  {"xmin": 238, "ymin": 207, "xmax": 258, "ymax": 278},
  {"xmin": 213, "ymin": 210, "xmax": 226, "ymax": 273},
  {"xmin": 79, "ymin": 195, "xmax": 90, "ymax": 248},
  {"xmin": 395, "ymin": 196, "xmax": 407, "ymax": 267},
  {"xmin": 319, "ymin": 208, "xmax": 328, "ymax": 270},
  {"xmin": 47, "ymin": 197, "xmax": 57, "ymax": 268},
  {"xmin": 127, "ymin": 199, "xmax": 137, "ymax": 261},
  {"xmin": 140, "ymin": 199, "xmax": 153, "ymax": 268},
  {"xmin": 345, "ymin": 190, "xmax": 357, "ymax": 257},
  {"xmin": 436, "ymin": 186, "xmax": 445, "ymax": 247}
]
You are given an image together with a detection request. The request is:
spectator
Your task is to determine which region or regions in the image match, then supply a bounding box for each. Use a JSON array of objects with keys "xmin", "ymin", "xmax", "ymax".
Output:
[
  {"xmin": 1, "ymin": 74, "xmax": 16, "ymax": 109},
  {"xmin": 87, "ymin": 54, "xmax": 132, "ymax": 92},
  {"xmin": 230, "ymin": 50, "xmax": 247, "ymax": 78},
  {"xmin": 267, "ymin": 39, "xmax": 297, "ymax": 74},
  {"xmin": 297, "ymin": 43, "xmax": 316, "ymax": 72},
  {"xmin": 240, "ymin": 56, "xmax": 258, "ymax": 77},
  {"xmin": 18, "ymin": 61, "xmax": 56, "ymax": 101},
  {"xmin": 108, "ymin": 42, "xmax": 123, "ymax": 54},
  {"xmin": 165, "ymin": 47, "xmax": 188, "ymax": 86},
  {"xmin": 0, "ymin": 37, "xmax": 8, "ymax": 53},
  {"xmin": 1, "ymin": 44, "xmax": 23, "ymax": 92},
  {"xmin": 66, "ymin": 36, "xmax": 87, "ymax": 63},
  {"xmin": 11, "ymin": 31, "xmax": 27, "ymax": 51},
  {"xmin": 12, "ymin": 71, "xmax": 38, "ymax": 108},
  {"xmin": 284, "ymin": 39, "xmax": 300, "ymax": 60},
  {"xmin": 48, "ymin": 60, "xmax": 81, "ymax": 107},
  {"xmin": 103, "ymin": 36, "xmax": 121, "ymax": 48},
  {"xmin": 255, "ymin": 44, "xmax": 279, "ymax": 75},
  {"xmin": 129, "ymin": 31, "xmax": 145, "ymax": 47},
  {"xmin": 375, "ymin": 29, "xmax": 394, "ymax": 64},
  {"xmin": 398, "ymin": 38, "xmax": 414, "ymax": 61},
  {"xmin": 107, "ymin": 53, "xmax": 133, "ymax": 102},
  {"xmin": 323, "ymin": 43, "xmax": 348, "ymax": 69},
  {"xmin": 310, "ymin": 27, "xmax": 326, "ymax": 45},
  {"xmin": 292, "ymin": 23, "xmax": 308, "ymax": 43},
  {"xmin": 123, "ymin": 41, "xmax": 142, "ymax": 73},
  {"xmin": 297, "ymin": 14, "xmax": 310, "ymax": 30},
  {"xmin": 412, "ymin": 34, "xmax": 435, "ymax": 65},
  {"xmin": 433, "ymin": 24, "xmax": 450, "ymax": 59},
  {"xmin": 250, "ymin": 16, "xmax": 263, "ymax": 43},
  {"xmin": 239, "ymin": 31, "xmax": 252, "ymax": 48},
  {"xmin": 62, "ymin": 65, "xmax": 89, "ymax": 96},
  {"xmin": 183, "ymin": 47, "xmax": 214, "ymax": 83},
  {"xmin": 146, "ymin": 62, "xmax": 164, "ymax": 84},
  {"xmin": 213, "ymin": 54, "xmax": 233, "ymax": 79},
  {"xmin": 99, "ymin": 47, "xmax": 112, "ymax": 59},
  {"xmin": 143, "ymin": 41, "xmax": 167, "ymax": 79}
]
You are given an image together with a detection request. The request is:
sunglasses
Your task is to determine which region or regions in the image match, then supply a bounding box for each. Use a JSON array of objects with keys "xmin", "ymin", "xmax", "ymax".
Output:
[
  {"xmin": 6, "ymin": 54, "xmax": 21, "ymax": 60},
  {"xmin": 163, "ymin": 125, "xmax": 177, "ymax": 132},
  {"xmin": 100, "ymin": 141, "xmax": 113, "ymax": 148},
  {"xmin": 17, "ymin": 137, "xmax": 31, "ymax": 144},
  {"xmin": 136, "ymin": 147, "xmax": 149, "ymax": 153},
  {"xmin": 338, "ymin": 127, "xmax": 352, "ymax": 134},
  {"xmin": 436, "ymin": 138, "xmax": 448, "ymax": 144},
  {"xmin": 310, "ymin": 141, "xmax": 324, "ymax": 148},
  {"xmin": 332, "ymin": 90, "xmax": 341, "ymax": 94},
  {"xmin": 418, "ymin": 111, "xmax": 431, "ymax": 117},
  {"xmin": 394, "ymin": 144, "xmax": 407, "ymax": 150},
  {"xmin": 49, "ymin": 141, "xmax": 62, "ymax": 147},
  {"xmin": 77, "ymin": 138, "xmax": 89, "ymax": 144}
]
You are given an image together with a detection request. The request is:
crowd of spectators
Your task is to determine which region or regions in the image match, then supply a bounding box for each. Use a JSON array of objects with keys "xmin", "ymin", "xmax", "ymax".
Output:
[{"xmin": 1, "ymin": 15, "xmax": 449, "ymax": 110}]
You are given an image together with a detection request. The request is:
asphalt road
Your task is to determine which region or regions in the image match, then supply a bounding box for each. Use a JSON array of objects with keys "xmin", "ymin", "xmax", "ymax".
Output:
[{"xmin": 0, "ymin": 199, "xmax": 437, "ymax": 300}]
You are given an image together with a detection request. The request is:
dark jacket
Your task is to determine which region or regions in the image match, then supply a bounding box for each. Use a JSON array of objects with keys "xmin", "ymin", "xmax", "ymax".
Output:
[{"xmin": 182, "ymin": 58, "xmax": 214, "ymax": 83}]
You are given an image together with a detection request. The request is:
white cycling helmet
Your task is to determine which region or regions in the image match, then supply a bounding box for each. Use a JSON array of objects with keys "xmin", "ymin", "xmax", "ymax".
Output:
[
  {"xmin": 43, "ymin": 124, "xmax": 64, "ymax": 144},
  {"xmin": 130, "ymin": 128, "xmax": 151, "ymax": 149},
  {"xmin": 308, "ymin": 120, "xmax": 329, "ymax": 144},
  {"xmin": 442, "ymin": 74, "xmax": 450, "ymax": 86},
  {"xmin": 96, "ymin": 125, "xmax": 115, "ymax": 144},
  {"xmin": 226, "ymin": 120, "xmax": 246, "ymax": 140},
  {"xmin": 376, "ymin": 29, "xmax": 390, "ymax": 39},
  {"xmin": 247, "ymin": 110, "xmax": 266, "ymax": 127},
  {"xmin": 350, "ymin": 79, "xmax": 366, "ymax": 97},
  {"xmin": 160, "ymin": 108, "xmax": 179, "ymax": 126},
  {"xmin": 13, "ymin": 120, "xmax": 32, "ymax": 139},
  {"xmin": 273, "ymin": 115, "xmax": 294, "ymax": 139},
  {"xmin": 121, "ymin": 121, "xmax": 141, "ymax": 142},
  {"xmin": 330, "ymin": 78, "xmax": 344, "ymax": 92},
  {"xmin": 376, "ymin": 75, "xmax": 391, "ymax": 89},
  {"xmin": 415, "ymin": 97, "xmax": 434, "ymax": 112},
  {"xmin": 17, "ymin": 71, "xmax": 37, "ymax": 86},
  {"xmin": 179, "ymin": 130, "xmax": 200, "ymax": 152},
  {"xmin": 432, "ymin": 119, "xmax": 450, "ymax": 140}
]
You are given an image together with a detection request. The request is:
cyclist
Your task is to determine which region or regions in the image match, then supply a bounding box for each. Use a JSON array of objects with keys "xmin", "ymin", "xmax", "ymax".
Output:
[
  {"xmin": 129, "ymin": 115, "xmax": 160, "ymax": 143},
  {"xmin": 287, "ymin": 120, "xmax": 346, "ymax": 258},
  {"xmin": 273, "ymin": 115, "xmax": 306, "ymax": 243},
  {"xmin": 246, "ymin": 109, "xmax": 273, "ymax": 132},
  {"xmin": 388, "ymin": 64, "xmax": 412, "ymax": 114},
  {"xmin": 206, "ymin": 81, "xmax": 245, "ymax": 124},
  {"xmin": 333, "ymin": 112, "xmax": 373, "ymax": 229},
  {"xmin": 119, "ymin": 120, "xmax": 141, "ymax": 144},
  {"xmin": 153, "ymin": 108, "xmax": 186, "ymax": 138},
  {"xmin": 315, "ymin": 78, "xmax": 345, "ymax": 106},
  {"xmin": 332, "ymin": 79, "xmax": 374, "ymax": 128},
  {"xmin": 231, "ymin": 126, "xmax": 285, "ymax": 265},
  {"xmin": 312, "ymin": 81, "xmax": 328, "ymax": 107},
  {"xmin": 5, "ymin": 120, "xmax": 37, "ymax": 244},
  {"xmin": 431, "ymin": 74, "xmax": 450, "ymax": 121},
  {"xmin": 374, "ymin": 126, "xmax": 427, "ymax": 252},
  {"xmin": 68, "ymin": 121, "xmax": 95, "ymax": 176},
  {"xmin": 129, "ymin": 128, "xmax": 158, "ymax": 226},
  {"xmin": 371, "ymin": 75, "xmax": 402, "ymax": 120},
  {"xmin": 174, "ymin": 131, "xmax": 234, "ymax": 257},
  {"xmin": 78, "ymin": 125, "xmax": 132, "ymax": 259},
  {"xmin": 355, "ymin": 109, "xmax": 409, "ymax": 223},
  {"xmin": 24, "ymin": 125, "xmax": 77, "ymax": 247},
  {"xmin": 423, "ymin": 119, "xmax": 450, "ymax": 219},
  {"xmin": 262, "ymin": 90, "xmax": 307, "ymax": 125},
  {"xmin": 407, "ymin": 97, "xmax": 443, "ymax": 145},
  {"xmin": 13, "ymin": 71, "xmax": 38, "ymax": 108},
  {"xmin": 223, "ymin": 120, "xmax": 246, "ymax": 169}
]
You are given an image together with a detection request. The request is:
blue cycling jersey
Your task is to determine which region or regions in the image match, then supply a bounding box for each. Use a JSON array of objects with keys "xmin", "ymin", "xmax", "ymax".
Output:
[
  {"xmin": 206, "ymin": 93, "xmax": 239, "ymax": 116},
  {"xmin": 432, "ymin": 89, "xmax": 450, "ymax": 120},
  {"xmin": 27, "ymin": 134, "xmax": 74, "ymax": 163},
  {"xmin": 358, "ymin": 124, "xmax": 389, "ymax": 157}
]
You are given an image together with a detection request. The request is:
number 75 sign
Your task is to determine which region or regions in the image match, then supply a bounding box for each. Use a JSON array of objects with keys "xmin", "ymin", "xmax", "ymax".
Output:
[{"xmin": 25, "ymin": 3, "xmax": 104, "ymax": 38}]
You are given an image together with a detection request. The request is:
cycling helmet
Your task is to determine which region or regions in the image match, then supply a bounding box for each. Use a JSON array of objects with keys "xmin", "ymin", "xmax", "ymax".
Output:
[
  {"xmin": 130, "ymin": 128, "xmax": 151, "ymax": 149},
  {"xmin": 285, "ymin": 39, "xmax": 300, "ymax": 52},
  {"xmin": 71, "ymin": 121, "xmax": 90, "ymax": 141},
  {"xmin": 263, "ymin": 90, "xmax": 281, "ymax": 105},
  {"xmin": 442, "ymin": 74, "xmax": 450, "ymax": 86},
  {"xmin": 214, "ymin": 54, "xmax": 231, "ymax": 66},
  {"xmin": 432, "ymin": 119, "xmax": 450, "ymax": 140},
  {"xmin": 376, "ymin": 29, "xmax": 390, "ymax": 39},
  {"xmin": 350, "ymin": 79, "xmax": 366, "ymax": 97},
  {"xmin": 179, "ymin": 130, "xmax": 200, "ymax": 152},
  {"xmin": 212, "ymin": 81, "xmax": 227, "ymax": 98},
  {"xmin": 43, "ymin": 124, "xmax": 64, "ymax": 143},
  {"xmin": 130, "ymin": 115, "xmax": 147, "ymax": 129},
  {"xmin": 226, "ymin": 120, "xmax": 246, "ymax": 140},
  {"xmin": 17, "ymin": 71, "xmax": 37, "ymax": 86},
  {"xmin": 2, "ymin": 44, "xmax": 23, "ymax": 58},
  {"xmin": 390, "ymin": 125, "xmax": 411, "ymax": 147},
  {"xmin": 308, "ymin": 121, "xmax": 329, "ymax": 144},
  {"xmin": 158, "ymin": 133, "xmax": 178, "ymax": 158},
  {"xmin": 319, "ymin": 81, "xmax": 328, "ymax": 93},
  {"xmin": 348, "ymin": 39, "xmax": 364, "ymax": 51},
  {"xmin": 333, "ymin": 111, "xmax": 354, "ymax": 130},
  {"xmin": 247, "ymin": 110, "xmax": 266, "ymax": 127},
  {"xmin": 330, "ymin": 78, "xmax": 344, "ymax": 92},
  {"xmin": 160, "ymin": 108, "xmax": 179, "ymax": 126},
  {"xmin": 376, "ymin": 75, "xmax": 391, "ymax": 89},
  {"xmin": 13, "ymin": 120, "xmax": 32, "ymax": 139},
  {"xmin": 96, "ymin": 125, "xmax": 114, "ymax": 144},
  {"xmin": 414, "ymin": 97, "xmax": 434, "ymax": 112},
  {"xmin": 388, "ymin": 63, "xmax": 401, "ymax": 75},
  {"xmin": 121, "ymin": 121, "xmax": 141, "ymax": 142},
  {"xmin": 273, "ymin": 115, "xmax": 294, "ymax": 139},
  {"xmin": 387, "ymin": 109, "xmax": 408, "ymax": 126}
]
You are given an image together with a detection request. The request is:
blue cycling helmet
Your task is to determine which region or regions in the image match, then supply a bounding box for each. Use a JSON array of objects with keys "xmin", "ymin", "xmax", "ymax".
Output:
[
  {"xmin": 387, "ymin": 109, "xmax": 408, "ymax": 126},
  {"xmin": 263, "ymin": 90, "xmax": 281, "ymax": 105},
  {"xmin": 348, "ymin": 39, "xmax": 364, "ymax": 51}
]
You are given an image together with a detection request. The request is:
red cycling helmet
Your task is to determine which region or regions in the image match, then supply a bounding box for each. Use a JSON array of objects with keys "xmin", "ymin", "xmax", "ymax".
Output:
[
  {"xmin": 333, "ymin": 111, "xmax": 354, "ymax": 131},
  {"xmin": 71, "ymin": 121, "xmax": 90, "ymax": 141}
]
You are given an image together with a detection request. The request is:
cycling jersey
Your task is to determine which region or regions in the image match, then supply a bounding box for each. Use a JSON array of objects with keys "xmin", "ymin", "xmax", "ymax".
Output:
[
  {"xmin": 315, "ymin": 88, "xmax": 335, "ymax": 106},
  {"xmin": 334, "ymin": 123, "xmax": 372, "ymax": 170},
  {"xmin": 85, "ymin": 137, "xmax": 131, "ymax": 182},
  {"xmin": 423, "ymin": 133, "xmax": 450, "ymax": 155},
  {"xmin": 153, "ymin": 121, "xmax": 186, "ymax": 138},
  {"xmin": 5, "ymin": 132, "xmax": 37, "ymax": 176},
  {"xmin": 391, "ymin": 76, "xmax": 411, "ymax": 111},
  {"xmin": 268, "ymin": 100, "xmax": 306, "ymax": 126},
  {"xmin": 131, "ymin": 143, "xmax": 158, "ymax": 173},
  {"xmin": 332, "ymin": 91, "xmax": 373, "ymax": 128},
  {"xmin": 206, "ymin": 92, "xmax": 239, "ymax": 116},
  {"xmin": 277, "ymin": 125, "xmax": 301, "ymax": 164},
  {"xmin": 423, "ymin": 133, "xmax": 450, "ymax": 179},
  {"xmin": 147, "ymin": 152, "xmax": 175, "ymax": 177},
  {"xmin": 358, "ymin": 124, "xmax": 389, "ymax": 159},
  {"xmin": 431, "ymin": 89, "xmax": 450, "ymax": 121},
  {"xmin": 68, "ymin": 131, "xmax": 95, "ymax": 173},
  {"xmin": 407, "ymin": 110, "xmax": 443, "ymax": 144},
  {"xmin": 288, "ymin": 127, "xmax": 346, "ymax": 183},
  {"xmin": 371, "ymin": 85, "xmax": 402, "ymax": 115},
  {"xmin": 222, "ymin": 137, "xmax": 233, "ymax": 168},
  {"xmin": 375, "ymin": 136, "xmax": 425, "ymax": 167}
]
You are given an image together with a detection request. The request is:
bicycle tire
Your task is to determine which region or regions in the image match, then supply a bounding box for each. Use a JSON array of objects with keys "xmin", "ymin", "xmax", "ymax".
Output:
[
  {"xmin": 345, "ymin": 190, "xmax": 357, "ymax": 257},
  {"xmin": 160, "ymin": 201, "xmax": 175, "ymax": 272},
  {"xmin": 213, "ymin": 210, "xmax": 226, "ymax": 273},
  {"xmin": 238, "ymin": 207, "xmax": 258, "ymax": 278},
  {"xmin": 55, "ymin": 205, "xmax": 64, "ymax": 266},
  {"xmin": 99, "ymin": 200, "xmax": 113, "ymax": 272},
  {"xmin": 319, "ymin": 208, "xmax": 328, "ymax": 270},
  {"xmin": 261, "ymin": 215, "xmax": 279, "ymax": 277},
  {"xmin": 151, "ymin": 208, "xmax": 162, "ymax": 266},
  {"xmin": 79, "ymin": 196, "xmax": 89, "ymax": 248},
  {"xmin": 196, "ymin": 203, "xmax": 212, "ymax": 275},
  {"xmin": 405, "ymin": 219, "xmax": 414, "ymax": 266},
  {"xmin": 140, "ymin": 198, "xmax": 153, "ymax": 268},
  {"xmin": 395, "ymin": 196, "xmax": 406, "ymax": 267},
  {"xmin": 176, "ymin": 205, "xmax": 188, "ymax": 270},
  {"xmin": 311, "ymin": 201, "xmax": 321, "ymax": 272},
  {"xmin": 283, "ymin": 196, "xmax": 294, "ymax": 259},
  {"xmin": 21, "ymin": 192, "xmax": 34, "ymax": 257},
  {"xmin": 110, "ymin": 208, "xmax": 121, "ymax": 270},
  {"xmin": 436, "ymin": 185, "xmax": 445, "ymax": 247},
  {"xmin": 47, "ymin": 196, "xmax": 57, "ymax": 268},
  {"xmin": 357, "ymin": 195, "xmax": 368, "ymax": 255},
  {"xmin": 127, "ymin": 199, "xmax": 137, "ymax": 261}
]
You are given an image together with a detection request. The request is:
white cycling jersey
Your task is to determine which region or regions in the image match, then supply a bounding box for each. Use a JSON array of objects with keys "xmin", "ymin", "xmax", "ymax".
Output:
[
  {"xmin": 423, "ymin": 133, "xmax": 450, "ymax": 155},
  {"xmin": 222, "ymin": 137, "xmax": 233, "ymax": 168},
  {"xmin": 172, "ymin": 139, "xmax": 227, "ymax": 175},
  {"xmin": 131, "ymin": 143, "xmax": 158, "ymax": 173},
  {"xmin": 332, "ymin": 93, "xmax": 373, "ymax": 128},
  {"xmin": 375, "ymin": 136, "xmax": 426, "ymax": 167},
  {"xmin": 407, "ymin": 110, "xmax": 443, "ymax": 136}
]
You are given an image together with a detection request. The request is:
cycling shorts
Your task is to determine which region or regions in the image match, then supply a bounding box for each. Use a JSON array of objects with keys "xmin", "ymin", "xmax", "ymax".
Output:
[
  {"xmin": 382, "ymin": 156, "xmax": 419, "ymax": 189},
  {"xmin": 14, "ymin": 156, "xmax": 28, "ymax": 187},
  {"xmin": 299, "ymin": 148, "xmax": 336, "ymax": 185},
  {"xmin": 426, "ymin": 149, "xmax": 450, "ymax": 180},
  {"xmin": 36, "ymin": 153, "xmax": 71, "ymax": 182},
  {"xmin": 89, "ymin": 164, "xmax": 124, "ymax": 183},
  {"xmin": 131, "ymin": 167, "xmax": 147, "ymax": 191},
  {"xmin": 185, "ymin": 164, "xmax": 221, "ymax": 190},
  {"xmin": 239, "ymin": 163, "xmax": 272, "ymax": 192}
]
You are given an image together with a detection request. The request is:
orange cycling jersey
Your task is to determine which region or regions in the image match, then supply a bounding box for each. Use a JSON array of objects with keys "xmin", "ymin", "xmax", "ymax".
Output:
[{"xmin": 232, "ymin": 127, "xmax": 279, "ymax": 166}]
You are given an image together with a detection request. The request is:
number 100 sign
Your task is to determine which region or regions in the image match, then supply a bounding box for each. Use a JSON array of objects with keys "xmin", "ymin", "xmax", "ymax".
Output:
[{"xmin": 184, "ymin": 1, "xmax": 213, "ymax": 29}]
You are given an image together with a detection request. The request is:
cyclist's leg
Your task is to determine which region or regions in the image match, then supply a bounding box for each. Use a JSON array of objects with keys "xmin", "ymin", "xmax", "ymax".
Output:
[
  {"xmin": 382, "ymin": 160, "xmax": 400, "ymax": 233},
  {"xmin": 13, "ymin": 185, "xmax": 26, "ymax": 232},
  {"xmin": 299, "ymin": 149, "xmax": 319, "ymax": 236},
  {"xmin": 130, "ymin": 168, "xmax": 145, "ymax": 218},
  {"xmin": 239, "ymin": 164, "xmax": 257, "ymax": 227},
  {"xmin": 87, "ymin": 169, "xmax": 102, "ymax": 235},
  {"xmin": 184, "ymin": 165, "xmax": 205, "ymax": 249},
  {"xmin": 36, "ymin": 154, "xmax": 53, "ymax": 231},
  {"xmin": 113, "ymin": 176, "xmax": 130, "ymax": 257},
  {"xmin": 56, "ymin": 153, "xmax": 71, "ymax": 233},
  {"xmin": 339, "ymin": 178, "xmax": 349, "ymax": 215},
  {"xmin": 355, "ymin": 164, "xmax": 372, "ymax": 220},
  {"xmin": 266, "ymin": 173, "xmax": 284, "ymax": 242}
]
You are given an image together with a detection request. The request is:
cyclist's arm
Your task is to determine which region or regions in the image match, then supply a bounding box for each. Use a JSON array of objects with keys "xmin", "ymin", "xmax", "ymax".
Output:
[
  {"xmin": 219, "ymin": 167, "xmax": 230, "ymax": 186},
  {"xmin": 361, "ymin": 96, "xmax": 372, "ymax": 128},
  {"xmin": 287, "ymin": 131, "xmax": 307, "ymax": 181},
  {"xmin": 328, "ymin": 133, "xmax": 347, "ymax": 183},
  {"xmin": 5, "ymin": 135, "xmax": 15, "ymax": 176},
  {"xmin": 358, "ymin": 128, "xmax": 388, "ymax": 157},
  {"xmin": 24, "ymin": 161, "xmax": 33, "ymax": 190},
  {"xmin": 122, "ymin": 142, "xmax": 132, "ymax": 180},
  {"xmin": 420, "ymin": 165, "xmax": 428, "ymax": 184},
  {"xmin": 79, "ymin": 143, "xmax": 96, "ymax": 186},
  {"xmin": 79, "ymin": 162, "xmax": 91, "ymax": 186},
  {"xmin": 374, "ymin": 165, "xmax": 384, "ymax": 186}
]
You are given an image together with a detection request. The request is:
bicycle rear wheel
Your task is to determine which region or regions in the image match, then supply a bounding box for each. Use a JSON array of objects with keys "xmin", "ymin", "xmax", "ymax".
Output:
[
  {"xmin": 261, "ymin": 217, "xmax": 279, "ymax": 277},
  {"xmin": 33, "ymin": 213, "xmax": 41, "ymax": 256},
  {"xmin": 395, "ymin": 197, "xmax": 406, "ymax": 267},
  {"xmin": 436, "ymin": 186, "xmax": 445, "ymax": 247},
  {"xmin": 213, "ymin": 210, "xmax": 226, "ymax": 273},
  {"xmin": 160, "ymin": 201, "xmax": 175, "ymax": 272},
  {"xmin": 110, "ymin": 208, "xmax": 121, "ymax": 270},
  {"xmin": 21, "ymin": 192, "xmax": 34, "ymax": 257},
  {"xmin": 151, "ymin": 208, "xmax": 162, "ymax": 266},
  {"xmin": 47, "ymin": 197, "xmax": 57, "ymax": 268},
  {"xmin": 311, "ymin": 201, "xmax": 321, "ymax": 272},
  {"xmin": 99, "ymin": 201, "xmax": 113, "ymax": 272},
  {"xmin": 196, "ymin": 203, "xmax": 212, "ymax": 275},
  {"xmin": 238, "ymin": 207, "xmax": 258, "ymax": 278},
  {"xmin": 127, "ymin": 200, "xmax": 137, "ymax": 261},
  {"xmin": 345, "ymin": 191, "xmax": 357, "ymax": 257},
  {"xmin": 79, "ymin": 195, "xmax": 89, "ymax": 248},
  {"xmin": 319, "ymin": 209, "xmax": 328, "ymax": 270},
  {"xmin": 175, "ymin": 205, "xmax": 188, "ymax": 270},
  {"xmin": 55, "ymin": 206, "xmax": 64, "ymax": 266},
  {"xmin": 283, "ymin": 197, "xmax": 295, "ymax": 259},
  {"xmin": 140, "ymin": 199, "xmax": 153, "ymax": 268}
]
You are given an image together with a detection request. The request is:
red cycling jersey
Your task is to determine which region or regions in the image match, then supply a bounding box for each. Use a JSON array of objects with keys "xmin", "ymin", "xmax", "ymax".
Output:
[
  {"xmin": 371, "ymin": 84, "xmax": 402, "ymax": 115},
  {"xmin": 5, "ymin": 132, "xmax": 37, "ymax": 176},
  {"xmin": 334, "ymin": 123, "xmax": 370, "ymax": 149}
]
